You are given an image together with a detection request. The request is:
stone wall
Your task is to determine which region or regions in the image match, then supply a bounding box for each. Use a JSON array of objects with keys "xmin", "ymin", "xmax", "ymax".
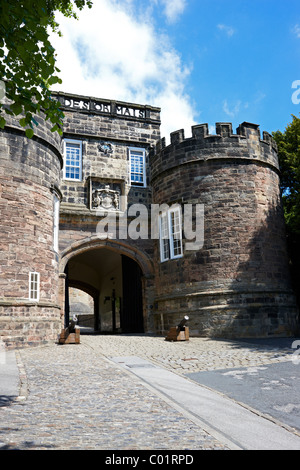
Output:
[
  {"xmin": 151, "ymin": 122, "xmax": 298, "ymax": 338},
  {"xmin": 55, "ymin": 93, "xmax": 160, "ymax": 334},
  {"xmin": 56, "ymin": 92, "xmax": 161, "ymax": 258},
  {"xmin": 54, "ymin": 92, "xmax": 160, "ymax": 214},
  {"xmin": 0, "ymin": 115, "xmax": 63, "ymax": 348}
]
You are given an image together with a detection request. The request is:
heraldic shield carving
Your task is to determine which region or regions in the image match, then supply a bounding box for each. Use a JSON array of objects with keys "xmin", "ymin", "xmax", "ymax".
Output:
[{"xmin": 91, "ymin": 184, "xmax": 120, "ymax": 211}]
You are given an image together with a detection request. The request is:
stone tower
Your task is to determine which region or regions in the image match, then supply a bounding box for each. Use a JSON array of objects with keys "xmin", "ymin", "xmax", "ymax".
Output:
[
  {"xmin": 151, "ymin": 122, "xmax": 298, "ymax": 337},
  {"xmin": 0, "ymin": 114, "xmax": 63, "ymax": 348}
]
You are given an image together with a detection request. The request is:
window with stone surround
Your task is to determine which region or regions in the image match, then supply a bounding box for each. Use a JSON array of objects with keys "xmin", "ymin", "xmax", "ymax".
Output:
[
  {"xmin": 159, "ymin": 206, "xmax": 183, "ymax": 262},
  {"xmin": 29, "ymin": 272, "xmax": 40, "ymax": 301},
  {"xmin": 129, "ymin": 147, "xmax": 146, "ymax": 187},
  {"xmin": 63, "ymin": 139, "xmax": 82, "ymax": 181}
]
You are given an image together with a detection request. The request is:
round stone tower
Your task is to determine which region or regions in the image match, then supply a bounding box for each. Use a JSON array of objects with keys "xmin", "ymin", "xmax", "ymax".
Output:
[
  {"xmin": 151, "ymin": 122, "xmax": 298, "ymax": 338},
  {"xmin": 0, "ymin": 114, "xmax": 63, "ymax": 348}
]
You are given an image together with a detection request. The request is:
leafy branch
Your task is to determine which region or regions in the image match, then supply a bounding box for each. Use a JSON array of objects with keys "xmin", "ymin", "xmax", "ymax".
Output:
[
  {"xmin": 273, "ymin": 114, "xmax": 300, "ymax": 235},
  {"xmin": 0, "ymin": 0, "xmax": 92, "ymax": 137}
]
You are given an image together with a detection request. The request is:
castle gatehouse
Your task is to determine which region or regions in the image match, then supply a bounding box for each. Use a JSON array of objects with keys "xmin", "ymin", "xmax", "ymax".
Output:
[{"xmin": 0, "ymin": 92, "xmax": 298, "ymax": 348}]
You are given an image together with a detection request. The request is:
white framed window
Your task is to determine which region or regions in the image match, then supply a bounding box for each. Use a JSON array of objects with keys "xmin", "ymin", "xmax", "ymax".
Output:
[
  {"xmin": 129, "ymin": 147, "xmax": 146, "ymax": 187},
  {"xmin": 29, "ymin": 272, "xmax": 40, "ymax": 302},
  {"xmin": 169, "ymin": 207, "xmax": 183, "ymax": 258},
  {"xmin": 53, "ymin": 195, "xmax": 60, "ymax": 252},
  {"xmin": 159, "ymin": 206, "xmax": 183, "ymax": 262},
  {"xmin": 63, "ymin": 139, "xmax": 82, "ymax": 181},
  {"xmin": 159, "ymin": 212, "xmax": 170, "ymax": 262}
]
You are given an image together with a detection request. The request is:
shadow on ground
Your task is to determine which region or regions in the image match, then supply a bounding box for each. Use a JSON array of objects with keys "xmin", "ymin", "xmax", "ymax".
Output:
[
  {"xmin": 208, "ymin": 336, "xmax": 300, "ymax": 353},
  {"xmin": 0, "ymin": 396, "xmax": 18, "ymax": 407}
]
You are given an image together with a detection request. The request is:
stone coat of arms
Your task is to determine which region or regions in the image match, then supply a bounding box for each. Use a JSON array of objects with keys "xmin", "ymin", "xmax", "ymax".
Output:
[{"xmin": 92, "ymin": 184, "xmax": 120, "ymax": 211}]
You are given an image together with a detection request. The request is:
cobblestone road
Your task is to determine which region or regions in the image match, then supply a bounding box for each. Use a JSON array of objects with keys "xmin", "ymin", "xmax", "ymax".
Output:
[
  {"xmin": 0, "ymin": 334, "xmax": 296, "ymax": 451},
  {"xmin": 86, "ymin": 334, "xmax": 294, "ymax": 373}
]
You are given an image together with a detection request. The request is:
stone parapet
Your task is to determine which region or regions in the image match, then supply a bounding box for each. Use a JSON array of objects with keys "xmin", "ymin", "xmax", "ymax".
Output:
[{"xmin": 151, "ymin": 122, "xmax": 279, "ymax": 183}]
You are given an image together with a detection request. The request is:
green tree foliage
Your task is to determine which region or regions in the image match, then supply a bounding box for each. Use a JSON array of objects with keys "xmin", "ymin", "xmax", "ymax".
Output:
[
  {"xmin": 273, "ymin": 114, "xmax": 300, "ymax": 235},
  {"xmin": 273, "ymin": 115, "xmax": 300, "ymax": 308},
  {"xmin": 0, "ymin": 0, "xmax": 92, "ymax": 137}
]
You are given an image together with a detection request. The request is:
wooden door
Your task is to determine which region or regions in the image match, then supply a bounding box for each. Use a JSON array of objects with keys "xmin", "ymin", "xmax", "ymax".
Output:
[{"xmin": 121, "ymin": 255, "xmax": 144, "ymax": 333}]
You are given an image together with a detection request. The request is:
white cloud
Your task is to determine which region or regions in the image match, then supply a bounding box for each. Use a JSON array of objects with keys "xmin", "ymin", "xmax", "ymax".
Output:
[
  {"xmin": 254, "ymin": 91, "xmax": 266, "ymax": 104},
  {"xmin": 223, "ymin": 99, "xmax": 241, "ymax": 118},
  {"xmin": 292, "ymin": 24, "xmax": 300, "ymax": 38},
  {"xmin": 217, "ymin": 24, "xmax": 235, "ymax": 37},
  {"xmin": 49, "ymin": 0, "xmax": 195, "ymax": 139},
  {"xmin": 209, "ymin": 124, "xmax": 216, "ymax": 134},
  {"xmin": 161, "ymin": 0, "xmax": 187, "ymax": 24},
  {"xmin": 222, "ymin": 93, "xmax": 265, "ymax": 120}
]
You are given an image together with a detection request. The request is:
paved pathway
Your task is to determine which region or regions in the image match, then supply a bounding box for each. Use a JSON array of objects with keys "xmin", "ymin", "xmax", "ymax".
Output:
[
  {"xmin": 84, "ymin": 334, "xmax": 296, "ymax": 374},
  {"xmin": 0, "ymin": 334, "xmax": 299, "ymax": 451}
]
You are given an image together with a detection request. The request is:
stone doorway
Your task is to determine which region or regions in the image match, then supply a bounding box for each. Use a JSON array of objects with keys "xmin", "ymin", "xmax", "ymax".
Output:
[{"xmin": 64, "ymin": 247, "xmax": 144, "ymax": 334}]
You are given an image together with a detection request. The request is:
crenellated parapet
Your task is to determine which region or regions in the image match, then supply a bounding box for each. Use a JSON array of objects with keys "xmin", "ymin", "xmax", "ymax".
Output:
[{"xmin": 151, "ymin": 122, "xmax": 278, "ymax": 182}]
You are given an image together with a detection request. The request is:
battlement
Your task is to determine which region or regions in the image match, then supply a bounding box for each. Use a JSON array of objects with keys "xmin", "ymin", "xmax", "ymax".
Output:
[
  {"xmin": 155, "ymin": 121, "xmax": 277, "ymax": 153},
  {"xmin": 151, "ymin": 121, "xmax": 279, "ymax": 183}
]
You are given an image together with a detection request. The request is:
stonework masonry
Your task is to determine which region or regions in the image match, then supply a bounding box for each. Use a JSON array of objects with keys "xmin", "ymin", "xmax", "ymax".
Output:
[
  {"xmin": 0, "ymin": 92, "xmax": 298, "ymax": 348},
  {"xmin": 0, "ymin": 113, "xmax": 63, "ymax": 348},
  {"xmin": 151, "ymin": 123, "xmax": 298, "ymax": 337}
]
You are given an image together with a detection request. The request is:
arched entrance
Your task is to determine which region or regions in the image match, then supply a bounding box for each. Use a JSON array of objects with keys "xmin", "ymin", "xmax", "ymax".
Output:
[{"xmin": 60, "ymin": 240, "xmax": 152, "ymax": 334}]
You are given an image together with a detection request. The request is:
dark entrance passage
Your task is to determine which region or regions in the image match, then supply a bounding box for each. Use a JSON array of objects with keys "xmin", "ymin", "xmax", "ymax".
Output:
[
  {"xmin": 64, "ymin": 248, "xmax": 144, "ymax": 334},
  {"xmin": 121, "ymin": 255, "xmax": 144, "ymax": 333}
]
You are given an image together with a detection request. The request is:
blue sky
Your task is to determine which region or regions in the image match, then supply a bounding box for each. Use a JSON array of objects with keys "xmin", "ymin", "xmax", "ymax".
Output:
[{"xmin": 51, "ymin": 0, "xmax": 300, "ymax": 140}]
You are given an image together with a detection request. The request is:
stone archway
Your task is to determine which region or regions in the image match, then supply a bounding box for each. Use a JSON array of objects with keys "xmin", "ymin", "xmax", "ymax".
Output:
[{"xmin": 60, "ymin": 238, "xmax": 154, "ymax": 334}]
